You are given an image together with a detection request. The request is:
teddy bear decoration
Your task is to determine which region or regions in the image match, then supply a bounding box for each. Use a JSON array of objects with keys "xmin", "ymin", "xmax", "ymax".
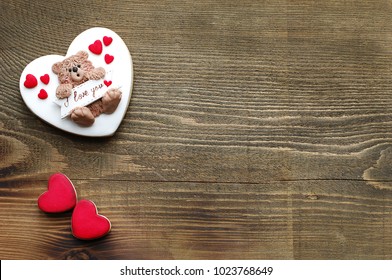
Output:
[
  {"xmin": 19, "ymin": 27, "xmax": 133, "ymax": 137},
  {"xmin": 52, "ymin": 51, "xmax": 122, "ymax": 126}
]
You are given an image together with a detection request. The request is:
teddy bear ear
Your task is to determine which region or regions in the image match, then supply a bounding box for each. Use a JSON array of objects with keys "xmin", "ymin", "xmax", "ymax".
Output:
[
  {"xmin": 52, "ymin": 62, "xmax": 63, "ymax": 74},
  {"xmin": 75, "ymin": 50, "xmax": 89, "ymax": 61}
]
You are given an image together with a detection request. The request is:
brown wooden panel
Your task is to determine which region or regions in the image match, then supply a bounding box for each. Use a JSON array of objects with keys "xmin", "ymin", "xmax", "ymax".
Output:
[
  {"xmin": 1, "ymin": 180, "xmax": 391, "ymax": 259},
  {"xmin": 1, "ymin": 0, "xmax": 392, "ymax": 259}
]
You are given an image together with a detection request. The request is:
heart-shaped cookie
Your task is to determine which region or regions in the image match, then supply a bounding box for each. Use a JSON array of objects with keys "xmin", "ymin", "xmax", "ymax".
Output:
[
  {"xmin": 38, "ymin": 173, "xmax": 77, "ymax": 213},
  {"xmin": 19, "ymin": 27, "xmax": 133, "ymax": 137},
  {"xmin": 71, "ymin": 199, "xmax": 111, "ymax": 240}
]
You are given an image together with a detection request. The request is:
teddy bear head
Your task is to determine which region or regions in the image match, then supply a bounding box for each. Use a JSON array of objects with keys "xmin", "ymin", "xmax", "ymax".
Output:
[{"xmin": 52, "ymin": 51, "xmax": 95, "ymax": 86}]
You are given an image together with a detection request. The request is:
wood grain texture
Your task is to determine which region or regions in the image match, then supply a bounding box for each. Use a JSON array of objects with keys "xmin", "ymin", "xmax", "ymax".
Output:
[{"xmin": 1, "ymin": 0, "xmax": 392, "ymax": 259}]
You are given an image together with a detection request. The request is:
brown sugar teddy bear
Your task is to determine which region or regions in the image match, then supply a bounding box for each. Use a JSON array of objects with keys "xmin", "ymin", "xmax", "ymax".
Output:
[{"xmin": 52, "ymin": 51, "xmax": 121, "ymax": 126}]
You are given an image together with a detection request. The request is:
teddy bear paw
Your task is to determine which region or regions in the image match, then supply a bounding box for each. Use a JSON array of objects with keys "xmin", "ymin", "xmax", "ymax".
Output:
[
  {"xmin": 71, "ymin": 107, "xmax": 95, "ymax": 127},
  {"xmin": 102, "ymin": 88, "xmax": 122, "ymax": 114},
  {"xmin": 56, "ymin": 84, "xmax": 72, "ymax": 99}
]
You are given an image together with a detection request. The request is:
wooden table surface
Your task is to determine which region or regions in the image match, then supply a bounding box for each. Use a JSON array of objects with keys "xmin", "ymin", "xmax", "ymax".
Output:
[{"xmin": 1, "ymin": 0, "xmax": 392, "ymax": 260}]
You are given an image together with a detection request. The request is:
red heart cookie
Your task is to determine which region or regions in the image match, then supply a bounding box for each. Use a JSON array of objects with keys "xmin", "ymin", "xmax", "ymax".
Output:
[
  {"xmin": 104, "ymin": 54, "xmax": 114, "ymax": 64},
  {"xmin": 71, "ymin": 199, "xmax": 111, "ymax": 240},
  {"xmin": 38, "ymin": 89, "xmax": 48, "ymax": 100},
  {"xmin": 104, "ymin": 80, "xmax": 112, "ymax": 87},
  {"xmin": 88, "ymin": 40, "xmax": 103, "ymax": 55},
  {"xmin": 24, "ymin": 74, "xmax": 38, "ymax": 88},
  {"xmin": 103, "ymin": 36, "xmax": 113, "ymax": 46},
  {"xmin": 40, "ymin": 74, "xmax": 50, "ymax": 85},
  {"xmin": 38, "ymin": 173, "xmax": 77, "ymax": 213}
]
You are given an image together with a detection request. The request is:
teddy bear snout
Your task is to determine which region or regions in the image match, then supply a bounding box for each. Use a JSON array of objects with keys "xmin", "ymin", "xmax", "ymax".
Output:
[{"xmin": 70, "ymin": 67, "xmax": 85, "ymax": 82}]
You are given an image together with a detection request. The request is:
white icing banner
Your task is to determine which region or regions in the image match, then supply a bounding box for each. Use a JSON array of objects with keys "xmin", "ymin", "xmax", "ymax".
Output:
[{"xmin": 54, "ymin": 71, "xmax": 116, "ymax": 118}]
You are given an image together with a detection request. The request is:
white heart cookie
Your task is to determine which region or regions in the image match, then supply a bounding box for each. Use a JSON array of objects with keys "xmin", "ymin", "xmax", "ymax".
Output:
[{"xmin": 19, "ymin": 27, "xmax": 133, "ymax": 137}]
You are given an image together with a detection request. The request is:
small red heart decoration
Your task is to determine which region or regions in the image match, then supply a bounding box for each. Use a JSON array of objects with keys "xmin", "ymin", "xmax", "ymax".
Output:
[
  {"xmin": 38, "ymin": 89, "xmax": 48, "ymax": 100},
  {"xmin": 104, "ymin": 80, "xmax": 112, "ymax": 87},
  {"xmin": 24, "ymin": 74, "xmax": 38, "ymax": 88},
  {"xmin": 103, "ymin": 36, "xmax": 113, "ymax": 46},
  {"xmin": 104, "ymin": 54, "xmax": 114, "ymax": 64},
  {"xmin": 71, "ymin": 199, "xmax": 111, "ymax": 240},
  {"xmin": 38, "ymin": 173, "xmax": 77, "ymax": 213},
  {"xmin": 40, "ymin": 74, "xmax": 50, "ymax": 85},
  {"xmin": 88, "ymin": 40, "xmax": 103, "ymax": 55}
]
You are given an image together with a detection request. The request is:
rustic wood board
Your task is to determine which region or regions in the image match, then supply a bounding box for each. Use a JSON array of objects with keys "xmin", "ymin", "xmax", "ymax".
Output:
[{"xmin": 1, "ymin": 0, "xmax": 392, "ymax": 259}]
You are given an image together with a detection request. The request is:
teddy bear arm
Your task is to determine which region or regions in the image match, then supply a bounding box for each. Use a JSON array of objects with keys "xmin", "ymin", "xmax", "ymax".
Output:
[
  {"xmin": 56, "ymin": 84, "xmax": 73, "ymax": 99},
  {"xmin": 87, "ymin": 67, "xmax": 106, "ymax": 80}
]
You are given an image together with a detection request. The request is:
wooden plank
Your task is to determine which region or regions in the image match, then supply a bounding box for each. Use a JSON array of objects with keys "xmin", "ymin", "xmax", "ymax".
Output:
[
  {"xmin": 0, "ymin": 119, "xmax": 389, "ymax": 184},
  {"xmin": 1, "ymin": 0, "xmax": 392, "ymax": 259},
  {"xmin": 1, "ymin": 180, "xmax": 391, "ymax": 259}
]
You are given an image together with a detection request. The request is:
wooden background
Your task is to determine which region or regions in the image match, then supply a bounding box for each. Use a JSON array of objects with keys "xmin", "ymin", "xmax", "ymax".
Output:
[{"xmin": 1, "ymin": 0, "xmax": 392, "ymax": 259}]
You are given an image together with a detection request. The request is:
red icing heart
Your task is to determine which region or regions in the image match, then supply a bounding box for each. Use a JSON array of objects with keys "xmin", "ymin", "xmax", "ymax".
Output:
[
  {"xmin": 71, "ymin": 199, "xmax": 111, "ymax": 240},
  {"xmin": 40, "ymin": 74, "xmax": 50, "ymax": 85},
  {"xmin": 104, "ymin": 54, "xmax": 114, "ymax": 64},
  {"xmin": 104, "ymin": 80, "xmax": 112, "ymax": 87},
  {"xmin": 103, "ymin": 36, "xmax": 113, "ymax": 46},
  {"xmin": 24, "ymin": 74, "xmax": 38, "ymax": 88},
  {"xmin": 38, "ymin": 89, "xmax": 48, "ymax": 100},
  {"xmin": 88, "ymin": 40, "xmax": 103, "ymax": 55},
  {"xmin": 37, "ymin": 173, "xmax": 77, "ymax": 213}
]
